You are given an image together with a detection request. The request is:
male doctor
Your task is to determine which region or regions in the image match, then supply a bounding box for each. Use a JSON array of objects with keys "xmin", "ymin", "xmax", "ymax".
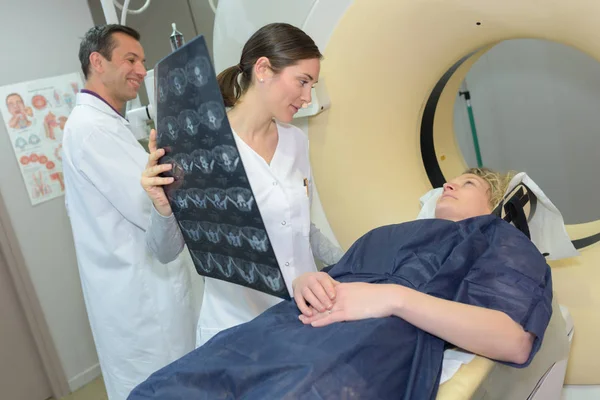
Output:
[{"xmin": 62, "ymin": 25, "xmax": 197, "ymax": 400}]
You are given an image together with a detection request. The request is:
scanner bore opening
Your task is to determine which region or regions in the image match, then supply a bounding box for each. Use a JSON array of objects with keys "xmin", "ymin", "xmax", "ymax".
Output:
[{"xmin": 419, "ymin": 51, "xmax": 599, "ymax": 249}]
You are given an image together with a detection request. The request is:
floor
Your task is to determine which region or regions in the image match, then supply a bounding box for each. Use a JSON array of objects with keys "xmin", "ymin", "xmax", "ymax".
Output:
[
  {"xmin": 562, "ymin": 385, "xmax": 600, "ymax": 400},
  {"xmin": 53, "ymin": 377, "xmax": 600, "ymax": 400},
  {"xmin": 56, "ymin": 378, "xmax": 107, "ymax": 400}
]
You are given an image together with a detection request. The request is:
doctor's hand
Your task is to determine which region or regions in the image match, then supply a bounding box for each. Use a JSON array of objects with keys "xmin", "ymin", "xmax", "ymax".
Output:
[
  {"xmin": 141, "ymin": 129, "xmax": 174, "ymax": 216},
  {"xmin": 292, "ymin": 272, "xmax": 339, "ymax": 317},
  {"xmin": 298, "ymin": 283, "xmax": 397, "ymax": 327}
]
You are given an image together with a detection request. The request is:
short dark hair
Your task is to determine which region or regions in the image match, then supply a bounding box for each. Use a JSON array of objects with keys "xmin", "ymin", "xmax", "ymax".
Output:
[{"xmin": 78, "ymin": 24, "xmax": 141, "ymax": 79}]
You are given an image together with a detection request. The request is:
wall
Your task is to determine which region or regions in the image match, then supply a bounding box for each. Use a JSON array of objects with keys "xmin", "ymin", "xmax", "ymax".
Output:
[
  {"xmin": 188, "ymin": 0, "xmax": 217, "ymax": 60},
  {"xmin": 0, "ymin": 0, "xmax": 99, "ymax": 391},
  {"xmin": 454, "ymin": 38, "xmax": 600, "ymax": 225},
  {"xmin": 212, "ymin": 0, "xmax": 318, "ymax": 73}
]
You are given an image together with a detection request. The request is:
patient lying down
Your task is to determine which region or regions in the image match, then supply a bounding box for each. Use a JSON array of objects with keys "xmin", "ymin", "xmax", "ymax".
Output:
[{"xmin": 129, "ymin": 168, "xmax": 553, "ymax": 400}]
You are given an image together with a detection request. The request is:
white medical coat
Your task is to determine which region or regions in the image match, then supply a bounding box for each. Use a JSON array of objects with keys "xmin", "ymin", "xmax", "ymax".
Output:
[
  {"xmin": 146, "ymin": 121, "xmax": 343, "ymax": 346},
  {"xmin": 62, "ymin": 92, "xmax": 197, "ymax": 400}
]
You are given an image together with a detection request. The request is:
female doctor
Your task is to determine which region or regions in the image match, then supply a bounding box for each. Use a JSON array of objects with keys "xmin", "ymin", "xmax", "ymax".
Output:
[{"xmin": 141, "ymin": 23, "xmax": 344, "ymax": 346}]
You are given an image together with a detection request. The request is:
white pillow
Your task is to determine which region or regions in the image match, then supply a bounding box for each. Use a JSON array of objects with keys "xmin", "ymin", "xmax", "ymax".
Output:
[
  {"xmin": 504, "ymin": 173, "xmax": 578, "ymax": 260},
  {"xmin": 416, "ymin": 187, "xmax": 443, "ymax": 219}
]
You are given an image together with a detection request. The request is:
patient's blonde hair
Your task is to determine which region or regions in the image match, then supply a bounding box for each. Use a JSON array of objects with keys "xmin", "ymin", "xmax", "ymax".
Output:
[{"xmin": 463, "ymin": 167, "xmax": 515, "ymax": 209}]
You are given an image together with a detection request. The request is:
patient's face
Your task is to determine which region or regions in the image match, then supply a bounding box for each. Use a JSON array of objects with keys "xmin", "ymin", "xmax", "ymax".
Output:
[{"xmin": 435, "ymin": 174, "xmax": 492, "ymax": 221}]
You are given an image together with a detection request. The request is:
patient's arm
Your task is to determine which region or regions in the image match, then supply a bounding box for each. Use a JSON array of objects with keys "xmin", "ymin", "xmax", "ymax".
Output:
[
  {"xmin": 301, "ymin": 282, "xmax": 534, "ymax": 365},
  {"xmin": 387, "ymin": 285, "xmax": 535, "ymax": 364}
]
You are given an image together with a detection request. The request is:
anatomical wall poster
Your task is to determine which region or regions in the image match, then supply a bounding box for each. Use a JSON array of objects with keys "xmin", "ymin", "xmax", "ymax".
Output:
[{"xmin": 0, "ymin": 72, "xmax": 83, "ymax": 205}]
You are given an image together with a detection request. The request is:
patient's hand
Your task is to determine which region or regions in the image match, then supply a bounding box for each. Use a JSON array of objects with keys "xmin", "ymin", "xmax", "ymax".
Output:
[
  {"xmin": 299, "ymin": 283, "xmax": 397, "ymax": 327},
  {"xmin": 293, "ymin": 272, "xmax": 339, "ymax": 317}
]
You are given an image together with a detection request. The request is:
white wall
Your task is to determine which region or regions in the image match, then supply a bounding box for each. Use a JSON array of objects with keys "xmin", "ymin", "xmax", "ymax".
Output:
[
  {"xmin": 188, "ymin": 0, "xmax": 217, "ymax": 60},
  {"xmin": 0, "ymin": 0, "xmax": 99, "ymax": 391},
  {"xmin": 454, "ymin": 39, "xmax": 600, "ymax": 225}
]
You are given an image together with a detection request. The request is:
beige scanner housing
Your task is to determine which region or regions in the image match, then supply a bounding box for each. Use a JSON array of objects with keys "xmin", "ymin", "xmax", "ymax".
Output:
[{"xmin": 307, "ymin": 0, "xmax": 600, "ymax": 386}]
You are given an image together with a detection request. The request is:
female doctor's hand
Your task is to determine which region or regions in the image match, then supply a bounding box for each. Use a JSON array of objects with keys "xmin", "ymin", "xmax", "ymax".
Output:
[
  {"xmin": 141, "ymin": 129, "xmax": 174, "ymax": 216},
  {"xmin": 292, "ymin": 272, "xmax": 339, "ymax": 317},
  {"xmin": 298, "ymin": 283, "xmax": 397, "ymax": 327}
]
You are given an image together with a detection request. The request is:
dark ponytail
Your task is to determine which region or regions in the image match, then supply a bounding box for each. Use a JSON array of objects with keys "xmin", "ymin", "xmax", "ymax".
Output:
[
  {"xmin": 217, "ymin": 23, "xmax": 322, "ymax": 108},
  {"xmin": 217, "ymin": 65, "xmax": 243, "ymax": 107}
]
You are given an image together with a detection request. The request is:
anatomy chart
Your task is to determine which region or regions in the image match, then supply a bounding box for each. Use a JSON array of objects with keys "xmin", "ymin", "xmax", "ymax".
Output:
[
  {"xmin": 155, "ymin": 36, "xmax": 289, "ymax": 299},
  {"xmin": 0, "ymin": 72, "xmax": 82, "ymax": 205}
]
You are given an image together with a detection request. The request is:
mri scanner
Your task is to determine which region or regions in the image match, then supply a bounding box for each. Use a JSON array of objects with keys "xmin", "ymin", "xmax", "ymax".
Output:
[{"xmin": 210, "ymin": 0, "xmax": 599, "ymax": 397}]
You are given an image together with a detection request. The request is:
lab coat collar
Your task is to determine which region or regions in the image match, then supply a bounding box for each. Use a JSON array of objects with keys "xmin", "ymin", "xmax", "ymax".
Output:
[{"xmin": 77, "ymin": 91, "xmax": 130, "ymax": 126}]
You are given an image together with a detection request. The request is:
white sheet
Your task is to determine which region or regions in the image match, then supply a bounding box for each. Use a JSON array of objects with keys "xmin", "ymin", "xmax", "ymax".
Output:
[{"xmin": 440, "ymin": 349, "xmax": 477, "ymax": 385}]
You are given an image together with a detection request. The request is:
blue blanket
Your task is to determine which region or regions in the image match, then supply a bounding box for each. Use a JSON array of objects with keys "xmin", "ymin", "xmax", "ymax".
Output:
[{"xmin": 129, "ymin": 215, "xmax": 553, "ymax": 400}]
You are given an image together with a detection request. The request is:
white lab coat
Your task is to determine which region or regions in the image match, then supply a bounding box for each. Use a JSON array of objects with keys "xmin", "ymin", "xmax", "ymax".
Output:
[
  {"xmin": 62, "ymin": 92, "xmax": 197, "ymax": 400},
  {"xmin": 146, "ymin": 121, "xmax": 344, "ymax": 346}
]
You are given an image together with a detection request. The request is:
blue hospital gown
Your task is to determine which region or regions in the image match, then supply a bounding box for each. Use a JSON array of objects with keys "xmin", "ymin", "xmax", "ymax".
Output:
[{"xmin": 129, "ymin": 215, "xmax": 553, "ymax": 400}]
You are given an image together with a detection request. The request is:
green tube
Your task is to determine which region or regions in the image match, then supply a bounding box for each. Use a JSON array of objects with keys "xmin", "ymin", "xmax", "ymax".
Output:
[
  {"xmin": 465, "ymin": 99, "xmax": 483, "ymax": 168},
  {"xmin": 459, "ymin": 89, "xmax": 483, "ymax": 168}
]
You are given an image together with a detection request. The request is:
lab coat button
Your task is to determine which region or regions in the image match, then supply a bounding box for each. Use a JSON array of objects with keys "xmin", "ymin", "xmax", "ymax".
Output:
[
  {"xmin": 281, "ymin": 220, "xmax": 286, "ymax": 225},
  {"xmin": 272, "ymin": 181, "xmax": 277, "ymax": 186},
  {"xmin": 285, "ymin": 262, "xmax": 290, "ymax": 266}
]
